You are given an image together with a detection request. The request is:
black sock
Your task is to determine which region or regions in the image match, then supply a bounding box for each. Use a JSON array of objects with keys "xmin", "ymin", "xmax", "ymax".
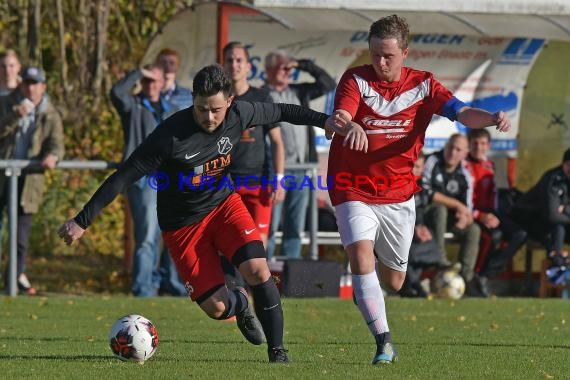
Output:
[
  {"xmin": 215, "ymin": 288, "xmax": 248, "ymax": 320},
  {"xmin": 251, "ymin": 278, "xmax": 284, "ymax": 348},
  {"xmin": 375, "ymin": 331, "xmax": 392, "ymax": 346}
]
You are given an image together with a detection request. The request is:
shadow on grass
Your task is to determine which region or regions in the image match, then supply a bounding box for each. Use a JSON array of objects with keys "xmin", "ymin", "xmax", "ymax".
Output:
[{"xmin": 0, "ymin": 354, "xmax": 111, "ymax": 360}]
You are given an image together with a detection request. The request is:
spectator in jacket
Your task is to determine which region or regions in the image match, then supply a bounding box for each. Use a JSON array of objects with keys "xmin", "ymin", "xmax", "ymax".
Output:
[
  {"xmin": 0, "ymin": 66, "xmax": 64, "ymax": 295},
  {"xmin": 110, "ymin": 64, "xmax": 173, "ymax": 297},
  {"xmin": 513, "ymin": 148, "xmax": 570, "ymax": 263},
  {"xmin": 155, "ymin": 48, "xmax": 193, "ymax": 111},
  {"xmin": 263, "ymin": 51, "xmax": 336, "ymax": 259}
]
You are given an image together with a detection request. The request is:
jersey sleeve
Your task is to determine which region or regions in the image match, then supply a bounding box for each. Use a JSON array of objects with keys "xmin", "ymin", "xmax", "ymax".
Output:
[
  {"xmin": 430, "ymin": 76, "xmax": 460, "ymax": 121},
  {"xmin": 260, "ymin": 90, "xmax": 278, "ymax": 133},
  {"xmin": 333, "ymin": 70, "xmax": 361, "ymax": 118},
  {"xmin": 74, "ymin": 126, "xmax": 171, "ymax": 229},
  {"xmin": 235, "ymin": 101, "xmax": 328, "ymax": 130}
]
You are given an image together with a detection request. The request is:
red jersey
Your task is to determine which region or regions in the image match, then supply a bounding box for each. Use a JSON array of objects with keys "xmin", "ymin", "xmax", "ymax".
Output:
[
  {"xmin": 329, "ymin": 65, "xmax": 455, "ymax": 205},
  {"xmin": 466, "ymin": 154, "xmax": 497, "ymax": 219}
]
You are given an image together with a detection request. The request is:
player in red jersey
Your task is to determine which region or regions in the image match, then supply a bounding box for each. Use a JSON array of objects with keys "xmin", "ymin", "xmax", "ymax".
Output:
[
  {"xmin": 466, "ymin": 128, "xmax": 527, "ymax": 295},
  {"xmin": 327, "ymin": 15, "xmax": 511, "ymax": 364},
  {"xmin": 223, "ymin": 41, "xmax": 285, "ymax": 247}
]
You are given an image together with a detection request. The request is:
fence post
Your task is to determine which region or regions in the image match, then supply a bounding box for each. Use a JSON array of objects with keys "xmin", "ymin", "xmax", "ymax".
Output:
[
  {"xmin": 309, "ymin": 166, "xmax": 318, "ymax": 260},
  {"xmin": 6, "ymin": 164, "xmax": 21, "ymax": 297}
]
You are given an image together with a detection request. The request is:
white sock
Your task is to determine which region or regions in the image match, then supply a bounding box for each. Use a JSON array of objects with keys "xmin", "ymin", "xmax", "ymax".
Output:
[{"xmin": 352, "ymin": 272, "xmax": 389, "ymax": 336}]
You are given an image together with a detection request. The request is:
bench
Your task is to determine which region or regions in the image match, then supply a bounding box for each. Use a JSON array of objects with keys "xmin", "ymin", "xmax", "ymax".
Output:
[{"xmin": 272, "ymin": 231, "xmax": 456, "ymax": 247}]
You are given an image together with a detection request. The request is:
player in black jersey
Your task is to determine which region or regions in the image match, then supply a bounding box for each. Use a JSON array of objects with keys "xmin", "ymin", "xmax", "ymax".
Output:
[{"xmin": 58, "ymin": 64, "xmax": 367, "ymax": 363}]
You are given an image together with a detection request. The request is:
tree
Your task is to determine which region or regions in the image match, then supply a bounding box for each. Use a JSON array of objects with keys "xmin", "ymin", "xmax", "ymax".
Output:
[{"xmin": 0, "ymin": 0, "xmax": 191, "ymax": 257}]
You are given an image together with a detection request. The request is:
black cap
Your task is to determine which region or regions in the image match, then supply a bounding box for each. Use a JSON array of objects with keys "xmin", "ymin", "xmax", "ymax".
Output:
[{"xmin": 21, "ymin": 66, "xmax": 46, "ymax": 83}]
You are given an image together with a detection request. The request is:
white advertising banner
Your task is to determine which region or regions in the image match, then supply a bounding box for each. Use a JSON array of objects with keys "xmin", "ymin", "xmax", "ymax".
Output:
[{"xmin": 230, "ymin": 20, "xmax": 545, "ymax": 156}]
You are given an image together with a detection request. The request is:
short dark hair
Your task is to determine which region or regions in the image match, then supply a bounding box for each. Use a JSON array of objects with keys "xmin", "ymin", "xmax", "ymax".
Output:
[
  {"xmin": 467, "ymin": 128, "xmax": 491, "ymax": 142},
  {"xmin": 223, "ymin": 41, "xmax": 250, "ymax": 61},
  {"xmin": 193, "ymin": 64, "xmax": 232, "ymax": 98},
  {"xmin": 563, "ymin": 148, "xmax": 570, "ymax": 163},
  {"xmin": 368, "ymin": 14, "xmax": 409, "ymax": 50}
]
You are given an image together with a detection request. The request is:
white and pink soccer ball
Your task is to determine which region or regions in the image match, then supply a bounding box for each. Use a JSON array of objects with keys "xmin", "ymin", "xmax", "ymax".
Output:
[{"xmin": 109, "ymin": 314, "xmax": 159, "ymax": 363}]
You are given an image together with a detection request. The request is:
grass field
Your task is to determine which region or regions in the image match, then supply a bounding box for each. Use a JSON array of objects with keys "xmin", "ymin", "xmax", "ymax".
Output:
[{"xmin": 1, "ymin": 296, "xmax": 568, "ymax": 379}]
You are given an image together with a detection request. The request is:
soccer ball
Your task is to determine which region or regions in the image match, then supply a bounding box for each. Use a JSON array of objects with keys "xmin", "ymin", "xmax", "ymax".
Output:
[
  {"xmin": 431, "ymin": 269, "xmax": 466, "ymax": 300},
  {"xmin": 109, "ymin": 314, "xmax": 159, "ymax": 362}
]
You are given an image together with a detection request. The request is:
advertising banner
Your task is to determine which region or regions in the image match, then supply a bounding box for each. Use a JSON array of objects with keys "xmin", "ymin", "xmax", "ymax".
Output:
[{"xmin": 230, "ymin": 20, "xmax": 544, "ymax": 156}]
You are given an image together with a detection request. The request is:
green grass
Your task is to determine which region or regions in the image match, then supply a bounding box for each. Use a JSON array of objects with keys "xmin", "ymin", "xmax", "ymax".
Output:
[{"xmin": 0, "ymin": 296, "xmax": 568, "ymax": 379}]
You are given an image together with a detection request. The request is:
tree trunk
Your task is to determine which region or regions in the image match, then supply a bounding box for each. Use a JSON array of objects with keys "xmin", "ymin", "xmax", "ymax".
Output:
[
  {"xmin": 17, "ymin": 0, "xmax": 28, "ymax": 63},
  {"xmin": 27, "ymin": 0, "xmax": 41, "ymax": 66},
  {"xmin": 56, "ymin": 0, "xmax": 69, "ymax": 98},
  {"xmin": 91, "ymin": 0, "xmax": 110, "ymax": 109},
  {"xmin": 78, "ymin": 0, "xmax": 89, "ymax": 91}
]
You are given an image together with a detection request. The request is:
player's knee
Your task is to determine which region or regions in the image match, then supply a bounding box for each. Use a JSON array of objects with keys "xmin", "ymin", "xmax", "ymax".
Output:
[
  {"xmin": 240, "ymin": 258, "xmax": 271, "ymax": 285},
  {"xmin": 382, "ymin": 275, "xmax": 406, "ymax": 292},
  {"xmin": 205, "ymin": 302, "xmax": 228, "ymax": 320},
  {"xmin": 233, "ymin": 241, "xmax": 271, "ymax": 285}
]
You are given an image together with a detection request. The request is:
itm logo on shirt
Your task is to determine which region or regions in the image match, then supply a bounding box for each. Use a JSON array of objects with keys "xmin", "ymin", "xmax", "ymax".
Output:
[{"xmin": 217, "ymin": 136, "xmax": 233, "ymax": 155}]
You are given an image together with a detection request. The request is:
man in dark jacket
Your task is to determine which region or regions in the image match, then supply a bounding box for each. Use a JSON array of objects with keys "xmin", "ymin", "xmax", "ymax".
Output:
[
  {"xmin": 0, "ymin": 66, "xmax": 64, "ymax": 294},
  {"xmin": 513, "ymin": 148, "xmax": 570, "ymax": 261},
  {"xmin": 263, "ymin": 50, "xmax": 336, "ymax": 259},
  {"xmin": 110, "ymin": 64, "xmax": 175, "ymax": 297}
]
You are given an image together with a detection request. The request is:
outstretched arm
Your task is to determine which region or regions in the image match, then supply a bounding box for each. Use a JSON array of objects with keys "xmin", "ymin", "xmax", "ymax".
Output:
[
  {"xmin": 58, "ymin": 129, "xmax": 168, "ymax": 245},
  {"xmin": 58, "ymin": 162, "xmax": 146, "ymax": 245},
  {"xmin": 456, "ymin": 107, "xmax": 511, "ymax": 132}
]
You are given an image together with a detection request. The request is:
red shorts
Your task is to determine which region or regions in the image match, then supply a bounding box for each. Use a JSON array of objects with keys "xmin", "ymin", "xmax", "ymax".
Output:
[
  {"xmin": 162, "ymin": 193, "xmax": 261, "ymax": 301},
  {"xmin": 236, "ymin": 185, "xmax": 273, "ymax": 236}
]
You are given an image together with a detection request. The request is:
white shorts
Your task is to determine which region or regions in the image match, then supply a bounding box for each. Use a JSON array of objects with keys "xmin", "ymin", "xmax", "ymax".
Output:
[{"xmin": 334, "ymin": 197, "xmax": 415, "ymax": 272}]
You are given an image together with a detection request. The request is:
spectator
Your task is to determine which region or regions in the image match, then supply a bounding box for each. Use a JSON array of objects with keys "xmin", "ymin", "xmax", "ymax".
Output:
[
  {"xmin": 422, "ymin": 134, "xmax": 484, "ymax": 296},
  {"xmin": 0, "ymin": 49, "xmax": 21, "ymax": 97},
  {"xmin": 110, "ymin": 64, "xmax": 172, "ymax": 297},
  {"xmin": 512, "ymin": 148, "xmax": 570, "ymax": 263},
  {"xmin": 400, "ymin": 153, "xmax": 442, "ymax": 298},
  {"xmin": 0, "ymin": 66, "xmax": 64, "ymax": 295},
  {"xmin": 155, "ymin": 48, "xmax": 193, "ymax": 296},
  {"xmin": 0, "ymin": 49, "xmax": 23, "ymax": 261},
  {"xmin": 155, "ymin": 48, "xmax": 193, "ymax": 111},
  {"xmin": 466, "ymin": 129, "xmax": 527, "ymax": 295},
  {"xmin": 263, "ymin": 50, "xmax": 335, "ymax": 259}
]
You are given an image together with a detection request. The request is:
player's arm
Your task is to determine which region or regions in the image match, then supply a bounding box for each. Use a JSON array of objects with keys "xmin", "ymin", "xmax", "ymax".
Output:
[
  {"xmin": 267, "ymin": 126, "xmax": 285, "ymax": 203},
  {"xmin": 439, "ymin": 96, "xmax": 511, "ymax": 132},
  {"xmin": 324, "ymin": 111, "xmax": 368, "ymax": 153},
  {"xmin": 58, "ymin": 130, "xmax": 168, "ymax": 245},
  {"xmin": 457, "ymin": 107, "xmax": 510, "ymax": 132}
]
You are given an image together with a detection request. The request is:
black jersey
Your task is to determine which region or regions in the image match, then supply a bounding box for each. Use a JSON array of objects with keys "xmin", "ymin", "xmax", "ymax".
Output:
[
  {"xmin": 229, "ymin": 87, "xmax": 276, "ymax": 183},
  {"xmin": 422, "ymin": 149, "xmax": 474, "ymax": 210},
  {"xmin": 74, "ymin": 101, "xmax": 327, "ymax": 231}
]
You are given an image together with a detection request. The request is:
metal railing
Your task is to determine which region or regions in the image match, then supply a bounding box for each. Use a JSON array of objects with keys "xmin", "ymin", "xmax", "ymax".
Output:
[
  {"xmin": 0, "ymin": 160, "xmax": 321, "ymax": 297},
  {"xmin": 0, "ymin": 159, "xmax": 119, "ymax": 297}
]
